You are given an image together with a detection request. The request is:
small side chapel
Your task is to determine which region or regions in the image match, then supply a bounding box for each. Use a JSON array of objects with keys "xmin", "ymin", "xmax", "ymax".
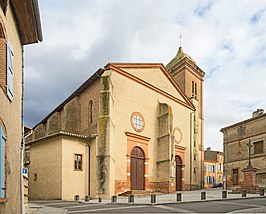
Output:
[{"xmin": 26, "ymin": 47, "xmax": 205, "ymax": 200}]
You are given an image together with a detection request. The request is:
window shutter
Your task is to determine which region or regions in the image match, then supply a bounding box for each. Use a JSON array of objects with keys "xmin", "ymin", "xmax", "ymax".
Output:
[
  {"xmin": 0, "ymin": 126, "xmax": 5, "ymax": 198},
  {"xmin": 0, "ymin": 38, "xmax": 6, "ymax": 88},
  {"xmin": 6, "ymin": 41, "xmax": 14, "ymax": 101}
]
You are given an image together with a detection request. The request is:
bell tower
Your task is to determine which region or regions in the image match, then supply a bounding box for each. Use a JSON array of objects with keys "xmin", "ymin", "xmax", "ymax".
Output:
[{"xmin": 166, "ymin": 46, "xmax": 205, "ymax": 189}]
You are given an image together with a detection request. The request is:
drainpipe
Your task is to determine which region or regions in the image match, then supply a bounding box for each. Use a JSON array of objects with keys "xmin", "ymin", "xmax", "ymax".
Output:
[
  {"xmin": 20, "ymin": 47, "xmax": 25, "ymax": 214},
  {"xmin": 190, "ymin": 111, "xmax": 194, "ymax": 190},
  {"xmin": 224, "ymin": 130, "xmax": 228, "ymax": 190},
  {"xmin": 88, "ymin": 142, "xmax": 90, "ymax": 196}
]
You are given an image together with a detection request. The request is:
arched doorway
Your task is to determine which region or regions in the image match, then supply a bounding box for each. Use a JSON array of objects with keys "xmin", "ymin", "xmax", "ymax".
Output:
[
  {"xmin": 175, "ymin": 155, "xmax": 182, "ymax": 191},
  {"xmin": 130, "ymin": 147, "xmax": 145, "ymax": 190}
]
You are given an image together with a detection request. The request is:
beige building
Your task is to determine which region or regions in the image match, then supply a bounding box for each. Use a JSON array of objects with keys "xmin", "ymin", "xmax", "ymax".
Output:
[
  {"xmin": 0, "ymin": 0, "xmax": 42, "ymax": 213},
  {"xmin": 221, "ymin": 109, "xmax": 266, "ymax": 190},
  {"xmin": 204, "ymin": 147, "xmax": 223, "ymax": 188},
  {"xmin": 26, "ymin": 47, "xmax": 205, "ymax": 200}
]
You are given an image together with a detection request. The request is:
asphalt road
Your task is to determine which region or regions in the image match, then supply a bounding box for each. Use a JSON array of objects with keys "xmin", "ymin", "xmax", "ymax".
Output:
[{"xmin": 30, "ymin": 197, "xmax": 266, "ymax": 213}]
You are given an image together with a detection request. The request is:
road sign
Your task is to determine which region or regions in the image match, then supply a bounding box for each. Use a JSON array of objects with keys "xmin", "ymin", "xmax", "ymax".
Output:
[{"xmin": 22, "ymin": 168, "xmax": 28, "ymax": 177}]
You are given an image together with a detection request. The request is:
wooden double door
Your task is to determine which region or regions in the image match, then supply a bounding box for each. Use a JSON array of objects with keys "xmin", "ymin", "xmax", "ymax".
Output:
[{"xmin": 130, "ymin": 147, "xmax": 145, "ymax": 190}]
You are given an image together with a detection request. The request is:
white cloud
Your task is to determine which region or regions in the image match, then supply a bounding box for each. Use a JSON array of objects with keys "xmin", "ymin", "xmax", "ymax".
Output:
[{"xmin": 24, "ymin": 0, "xmax": 266, "ymax": 151}]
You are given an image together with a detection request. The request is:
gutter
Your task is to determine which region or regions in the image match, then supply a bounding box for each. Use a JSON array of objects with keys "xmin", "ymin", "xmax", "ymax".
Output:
[
  {"xmin": 189, "ymin": 111, "xmax": 194, "ymax": 190},
  {"xmin": 20, "ymin": 47, "xmax": 25, "ymax": 214},
  {"xmin": 32, "ymin": 0, "xmax": 43, "ymax": 42},
  {"xmin": 88, "ymin": 143, "xmax": 90, "ymax": 196}
]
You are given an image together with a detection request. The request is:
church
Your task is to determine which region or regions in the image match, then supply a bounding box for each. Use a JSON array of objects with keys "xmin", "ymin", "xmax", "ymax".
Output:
[{"xmin": 26, "ymin": 47, "xmax": 205, "ymax": 200}]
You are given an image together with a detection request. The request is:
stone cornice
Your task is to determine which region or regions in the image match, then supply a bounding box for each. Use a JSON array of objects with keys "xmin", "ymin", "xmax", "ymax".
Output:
[{"xmin": 26, "ymin": 131, "xmax": 97, "ymax": 145}]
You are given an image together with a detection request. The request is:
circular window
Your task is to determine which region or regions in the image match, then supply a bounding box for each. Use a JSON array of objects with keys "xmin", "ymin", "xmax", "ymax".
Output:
[
  {"xmin": 131, "ymin": 112, "xmax": 145, "ymax": 132},
  {"xmin": 173, "ymin": 128, "xmax": 182, "ymax": 144}
]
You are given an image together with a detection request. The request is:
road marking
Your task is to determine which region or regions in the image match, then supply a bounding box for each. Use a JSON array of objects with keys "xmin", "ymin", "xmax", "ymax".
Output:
[
  {"xmin": 33, "ymin": 202, "xmax": 79, "ymax": 206},
  {"xmin": 64, "ymin": 203, "xmax": 105, "ymax": 209},
  {"xmin": 30, "ymin": 200, "xmax": 62, "ymax": 203},
  {"xmin": 216, "ymin": 201, "xmax": 261, "ymax": 207},
  {"xmin": 67, "ymin": 205, "xmax": 147, "ymax": 213},
  {"xmin": 226, "ymin": 206, "xmax": 266, "ymax": 213},
  {"xmin": 156, "ymin": 205, "xmax": 195, "ymax": 213}
]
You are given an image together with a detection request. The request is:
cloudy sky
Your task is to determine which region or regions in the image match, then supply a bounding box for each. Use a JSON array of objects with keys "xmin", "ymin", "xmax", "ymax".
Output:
[{"xmin": 24, "ymin": 0, "xmax": 266, "ymax": 151}]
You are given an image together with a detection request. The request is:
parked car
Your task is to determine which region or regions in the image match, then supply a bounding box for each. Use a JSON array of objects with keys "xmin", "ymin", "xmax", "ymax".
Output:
[{"xmin": 213, "ymin": 183, "xmax": 223, "ymax": 188}]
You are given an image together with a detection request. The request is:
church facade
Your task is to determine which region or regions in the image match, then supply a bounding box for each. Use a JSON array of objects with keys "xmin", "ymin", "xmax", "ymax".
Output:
[{"xmin": 26, "ymin": 48, "xmax": 205, "ymax": 200}]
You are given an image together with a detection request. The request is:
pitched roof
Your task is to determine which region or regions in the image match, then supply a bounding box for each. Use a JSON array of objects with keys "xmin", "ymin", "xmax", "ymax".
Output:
[
  {"xmin": 166, "ymin": 47, "xmax": 205, "ymax": 77},
  {"xmin": 33, "ymin": 68, "xmax": 105, "ymax": 129},
  {"xmin": 10, "ymin": 0, "xmax": 42, "ymax": 44},
  {"xmin": 166, "ymin": 47, "xmax": 196, "ymax": 70},
  {"xmin": 34, "ymin": 62, "xmax": 195, "ymax": 129},
  {"xmin": 27, "ymin": 131, "xmax": 97, "ymax": 145},
  {"xmin": 105, "ymin": 63, "xmax": 195, "ymax": 110},
  {"xmin": 220, "ymin": 112, "xmax": 266, "ymax": 132}
]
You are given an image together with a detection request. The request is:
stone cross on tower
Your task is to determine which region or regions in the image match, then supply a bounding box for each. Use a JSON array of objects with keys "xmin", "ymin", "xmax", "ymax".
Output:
[{"xmin": 246, "ymin": 139, "xmax": 253, "ymax": 169}]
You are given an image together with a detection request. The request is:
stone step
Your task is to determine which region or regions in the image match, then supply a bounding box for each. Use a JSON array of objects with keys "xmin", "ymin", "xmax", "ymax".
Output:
[{"xmin": 118, "ymin": 190, "xmax": 162, "ymax": 196}]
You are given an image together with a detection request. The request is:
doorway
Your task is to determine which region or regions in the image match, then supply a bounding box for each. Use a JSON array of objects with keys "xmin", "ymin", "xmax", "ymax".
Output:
[
  {"xmin": 130, "ymin": 147, "xmax": 145, "ymax": 190},
  {"xmin": 175, "ymin": 155, "xmax": 182, "ymax": 191}
]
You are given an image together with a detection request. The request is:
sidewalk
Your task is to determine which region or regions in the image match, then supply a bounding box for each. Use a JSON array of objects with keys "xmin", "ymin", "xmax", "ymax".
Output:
[
  {"xmin": 26, "ymin": 188, "xmax": 264, "ymax": 213},
  {"xmin": 26, "ymin": 203, "xmax": 66, "ymax": 214}
]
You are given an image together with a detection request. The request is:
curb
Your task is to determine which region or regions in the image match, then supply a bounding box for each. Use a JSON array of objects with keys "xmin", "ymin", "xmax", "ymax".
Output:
[
  {"xmin": 27, "ymin": 195, "xmax": 266, "ymax": 213},
  {"xmin": 76, "ymin": 195, "xmax": 266, "ymax": 206}
]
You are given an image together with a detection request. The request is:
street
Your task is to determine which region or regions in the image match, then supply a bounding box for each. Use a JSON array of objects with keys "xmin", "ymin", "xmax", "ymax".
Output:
[{"xmin": 29, "ymin": 197, "xmax": 266, "ymax": 213}]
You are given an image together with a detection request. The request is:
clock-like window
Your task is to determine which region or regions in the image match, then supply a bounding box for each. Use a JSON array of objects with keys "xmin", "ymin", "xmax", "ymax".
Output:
[
  {"xmin": 131, "ymin": 112, "xmax": 145, "ymax": 132},
  {"xmin": 173, "ymin": 127, "xmax": 182, "ymax": 144}
]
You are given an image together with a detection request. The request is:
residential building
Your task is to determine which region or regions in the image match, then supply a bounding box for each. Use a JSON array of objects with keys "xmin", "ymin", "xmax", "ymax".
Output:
[
  {"xmin": 0, "ymin": 0, "xmax": 42, "ymax": 213},
  {"xmin": 26, "ymin": 47, "xmax": 205, "ymax": 200},
  {"xmin": 221, "ymin": 109, "xmax": 266, "ymax": 190},
  {"xmin": 203, "ymin": 147, "xmax": 223, "ymax": 188}
]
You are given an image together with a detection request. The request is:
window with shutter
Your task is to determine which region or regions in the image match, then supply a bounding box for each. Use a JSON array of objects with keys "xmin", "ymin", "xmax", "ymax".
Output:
[
  {"xmin": 6, "ymin": 41, "xmax": 14, "ymax": 101},
  {"xmin": 204, "ymin": 176, "xmax": 206, "ymax": 184},
  {"xmin": 233, "ymin": 168, "xmax": 238, "ymax": 185},
  {"xmin": 0, "ymin": 38, "xmax": 6, "ymax": 91},
  {"xmin": 253, "ymin": 141, "xmax": 263, "ymax": 154},
  {"xmin": 0, "ymin": 125, "xmax": 5, "ymax": 198}
]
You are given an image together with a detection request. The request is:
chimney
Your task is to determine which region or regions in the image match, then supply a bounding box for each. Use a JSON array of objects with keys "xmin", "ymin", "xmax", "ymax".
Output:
[{"xmin": 252, "ymin": 109, "xmax": 264, "ymax": 118}]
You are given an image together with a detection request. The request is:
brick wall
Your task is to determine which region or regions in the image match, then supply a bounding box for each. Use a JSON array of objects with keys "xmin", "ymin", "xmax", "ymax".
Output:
[
  {"xmin": 79, "ymin": 80, "xmax": 100, "ymax": 136},
  {"xmin": 32, "ymin": 79, "xmax": 101, "ymax": 142}
]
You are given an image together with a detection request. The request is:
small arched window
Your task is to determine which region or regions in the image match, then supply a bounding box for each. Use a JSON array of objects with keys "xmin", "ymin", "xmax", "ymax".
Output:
[
  {"xmin": 192, "ymin": 81, "xmax": 197, "ymax": 99},
  {"xmin": 89, "ymin": 100, "xmax": 93, "ymax": 125},
  {"xmin": 192, "ymin": 81, "xmax": 194, "ymax": 96}
]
